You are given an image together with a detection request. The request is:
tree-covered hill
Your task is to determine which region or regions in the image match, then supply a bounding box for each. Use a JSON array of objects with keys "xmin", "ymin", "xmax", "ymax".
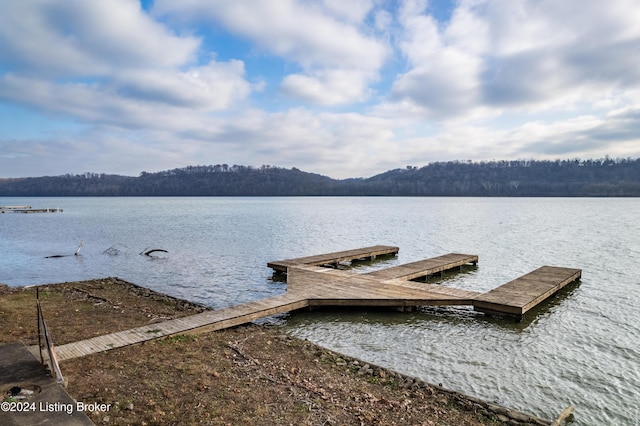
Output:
[
  {"xmin": 124, "ymin": 164, "xmax": 341, "ymax": 196},
  {"xmin": 1, "ymin": 158, "xmax": 639, "ymax": 197},
  {"xmin": 353, "ymin": 158, "xmax": 640, "ymax": 196}
]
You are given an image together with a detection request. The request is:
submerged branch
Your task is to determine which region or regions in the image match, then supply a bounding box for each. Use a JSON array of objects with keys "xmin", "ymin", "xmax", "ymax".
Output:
[
  {"xmin": 140, "ymin": 248, "xmax": 169, "ymax": 257},
  {"xmin": 45, "ymin": 241, "xmax": 84, "ymax": 258}
]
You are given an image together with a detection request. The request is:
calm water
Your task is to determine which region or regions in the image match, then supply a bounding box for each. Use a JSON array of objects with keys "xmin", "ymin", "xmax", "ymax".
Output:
[{"xmin": 1, "ymin": 197, "xmax": 638, "ymax": 425}]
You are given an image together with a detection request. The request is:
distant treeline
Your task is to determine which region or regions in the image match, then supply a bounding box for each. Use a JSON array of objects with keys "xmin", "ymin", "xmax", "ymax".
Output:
[{"xmin": 1, "ymin": 158, "xmax": 640, "ymax": 197}]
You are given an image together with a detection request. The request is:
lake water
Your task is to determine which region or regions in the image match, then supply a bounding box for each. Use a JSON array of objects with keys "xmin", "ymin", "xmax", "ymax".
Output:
[{"xmin": 1, "ymin": 196, "xmax": 638, "ymax": 425}]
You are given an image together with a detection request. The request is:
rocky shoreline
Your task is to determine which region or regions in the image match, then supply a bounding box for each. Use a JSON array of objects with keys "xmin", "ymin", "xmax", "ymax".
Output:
[{"xmin": 309, "ymin": 348, "xmax": 556, "ymax": 426}]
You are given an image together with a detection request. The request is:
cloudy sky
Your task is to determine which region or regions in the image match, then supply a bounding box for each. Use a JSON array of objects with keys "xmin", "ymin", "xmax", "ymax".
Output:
[{"xmin": 1, "ymin": 0, "xmax": 639, "ymax": 178}]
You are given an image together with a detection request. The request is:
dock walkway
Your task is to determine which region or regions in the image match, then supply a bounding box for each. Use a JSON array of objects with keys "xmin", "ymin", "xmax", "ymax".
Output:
[
  {"xmin": 364, "ymin": 253, "xmax": 478, "ymax": 280},
  {"xmin": 473, "ymin": 266, "xmax": 581, "ymax": 317},
  {"xmin": 56, "ymin": 293, "xmax": 308, "ymax": 361},
  {"xmin": 54, "ymin": 246, "xmax": 580, "ymax": 361},
  {"xmin": 267, "ymin": 245, "xmax": 399, "ymax": 272}
]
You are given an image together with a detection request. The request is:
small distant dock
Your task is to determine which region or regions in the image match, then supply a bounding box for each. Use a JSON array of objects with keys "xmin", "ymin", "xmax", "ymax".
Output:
[
  {"xmin": 53, "ymin": 245, "xmax": 580, "ymax": 361},
  {"xmin": 0, "ymin": 205, "xmax": 63, "ymax": 213}
]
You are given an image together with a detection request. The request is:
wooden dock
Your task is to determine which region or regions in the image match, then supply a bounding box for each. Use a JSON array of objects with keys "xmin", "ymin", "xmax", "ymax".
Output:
[
  {"xmin": 364, "ymin": 253, "xmax": 478, "ymax": 280},
  {"xmin": 56, "ymin": 293, "xmax": 309, "ymax": 361},
  {"xmin": 287, "ymin": 266, "xmax": 482, "ymax": 309},
  {"xmin": 267, "ymin": 245, "xmax": 399, "ymax": 272},
  {"xmin": 473, "ymin": 266, "xmax": 582, "ymax": 319},
  {"xmin": 53, "ymin": 246, "xmax": 580, "ymax": 361}
]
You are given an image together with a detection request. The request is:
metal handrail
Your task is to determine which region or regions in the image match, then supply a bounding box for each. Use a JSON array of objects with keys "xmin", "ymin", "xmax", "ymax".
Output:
[{"xmin": 36, "ymin": 288, "xmax": 65, "ymax": 384}]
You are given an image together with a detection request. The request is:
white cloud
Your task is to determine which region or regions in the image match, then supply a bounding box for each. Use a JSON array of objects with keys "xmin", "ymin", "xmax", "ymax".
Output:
[
  {"xmin": 363, "ymin": 105, "xmax": 640, "ymax": 171},
  {"xmin": 321, "ymin": 0, "xmax": 374, "ymax": 24},
  {"xmin": 374, "ymin": 10, "xmax": 392, "ymax": 32},
  {"xmin": 113, "ymin": 60, "xmax": 252, "ymax": 110},
  {"xmin": 153, "ymin": 0, "xmax": 388, "ymax": 105},
  {"xmin": 0, "ymin": 0, "xmax": 253, "ymax": 134},
  {"xmin": 154, "ymin": 0, "xmax": 386, "ymax": 70},
  {"xmin": 380, "ymin": 0, "xmax": 640, "ymax": 125},
  {"xmin": 204, "ymin": 108, "xmax": 397, "ymax": 177},
  {"xmin": 509, "ymin": 106, "xmax": 640, "ymax": 158},
  {"xmin": 0, "ymin": 0, "xmax": 199, "ymax": 77},
  {"xmin": 383, "ymin": 1, "xmax": 483, "ymax": 118},
  {"xmin": 0, "ymin": 68, "xmax": 249, "ymax": 135},
  {"xmin": 390, "ymin": 51, "xmax": 481, "ymax": 118},
  {"xmin": 478, "ymin": 0, "xmax": 640, "ymax": 110},
  {"xmin": 281, "ymin": 69, "xmax": 374, "ymax": 105}
]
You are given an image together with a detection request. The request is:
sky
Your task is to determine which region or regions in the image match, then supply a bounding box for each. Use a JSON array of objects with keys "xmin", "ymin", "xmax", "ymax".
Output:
[{"xmin": 1, "ymin": 0, "xmax": 639, "ymax": 179}]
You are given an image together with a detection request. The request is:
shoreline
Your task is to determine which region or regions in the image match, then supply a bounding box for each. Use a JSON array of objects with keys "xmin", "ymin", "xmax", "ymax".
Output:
[{"xmin": 1, "ymin": 278, "xmax": 567, "ymax": 425}]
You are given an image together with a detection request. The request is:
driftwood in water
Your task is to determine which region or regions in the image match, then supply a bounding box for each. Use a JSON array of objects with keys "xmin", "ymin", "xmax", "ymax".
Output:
[
  {"xmin": 45, "ymin": 241, "xmax": 84, "ymax": 258},
  {"xmin": 103, "ymin": 243, "xmax": 130, "ymax": 256},
  {"xmin": 74, "ymin": 241, "xmax": 84, "ymax": 256},
  {"xmin": 141, "ymin": 248, "xmax": 168, "ymax": 257},
  {"xmin": 551, "ymin": 405, "xmax": 574, "ymax": 426}
]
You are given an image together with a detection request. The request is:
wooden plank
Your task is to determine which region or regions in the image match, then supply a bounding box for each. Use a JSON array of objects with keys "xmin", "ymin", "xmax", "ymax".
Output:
[
  {"xmin": 287, "ymin": 266, "xmax": 478, "ymax": 307},
  {"xmin": 473, "ymin": 266, "xmax": 581, "ymax": 318},
  {"xmin": 364, "ymin": 253, "xmax": 478, "ymax": 281},
  {"xmin": 268, "ymin": 245, "xmax": 399, "ymax": 272},
  {"xmin": 56, "ymin": 293, "xmax": 309, "ymax": 361},
  {"xmin": 387, "ymin": 279, "xmax": 482, "ymax": 300},
  {"xmin": 180, "ymin": 297, "xmax": 309, "ymax": 336}
]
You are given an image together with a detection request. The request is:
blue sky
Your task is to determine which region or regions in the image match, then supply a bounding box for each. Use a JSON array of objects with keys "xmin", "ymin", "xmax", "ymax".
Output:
[{"xmin": 1, "ymin": 0, "xmax": 639, "ymax": 178}]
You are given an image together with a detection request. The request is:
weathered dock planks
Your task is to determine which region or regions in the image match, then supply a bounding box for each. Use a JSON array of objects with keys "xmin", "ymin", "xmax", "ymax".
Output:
[
  {"xmin": 287, "ymin": 266, "xmax": 480, "ymax": 308},
  {"xmin": 387, "ymin": 279, "xmax": 482, "ymax": 304},
  {"xmin": 364, "ymin": 253, "xmax": 478, "ymax": 281},
  {"xmin": 268, "ymin": 245, "xmax": 399, "ymax": 272},
  {"xmin": 53, "ymin": 246, "xmax": 581, "ymax": 361},
  {"xmin": 56, "ymin": 293, "xmax": 309, "ymax": 361},
  {"xmin": 473, "ymin": 266, "xmax": 582, "ymax": 319}
]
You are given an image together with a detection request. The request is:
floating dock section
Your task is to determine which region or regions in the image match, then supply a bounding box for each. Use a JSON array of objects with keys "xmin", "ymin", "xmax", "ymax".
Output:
[
  {"xmin": 268, "ymin": 245, "xmax": 399, "ymax": 272},
  {"xmin": 473, "ymin": 266, "xmax": 582, "ymax": 318},
  {"xmin": 364, "ymin": 253, "xmax": 477, "ymax": 281},
  {"xmin": 52, "ymin": 245, "xmax": 581, "ymax": 361}
]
